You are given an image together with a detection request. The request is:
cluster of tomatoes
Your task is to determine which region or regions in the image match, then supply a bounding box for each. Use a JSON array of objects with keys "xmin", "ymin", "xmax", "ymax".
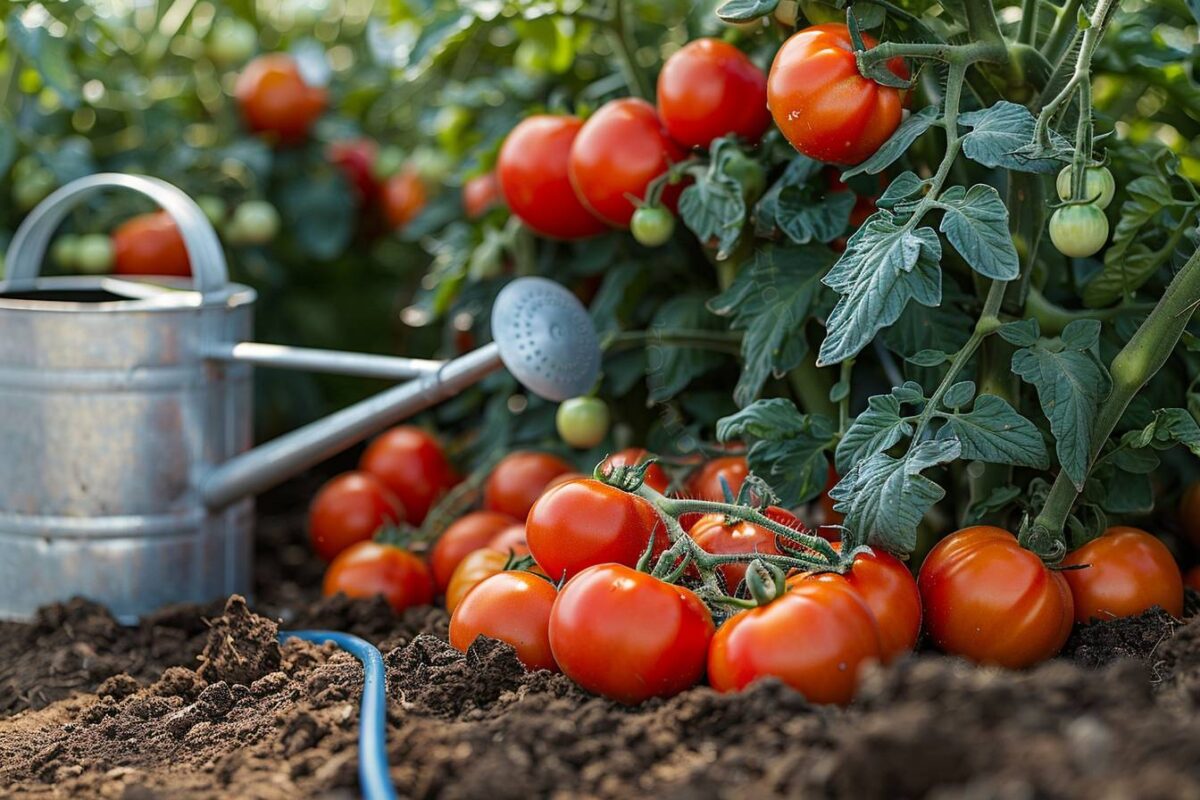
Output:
[
  {"xmin": 306, "ymin": 427, "xmax": 1192, "ymax": 708},
  {"xmin": 1049, "ymin": 165, "xmax": 1116, "ymax": 259}
]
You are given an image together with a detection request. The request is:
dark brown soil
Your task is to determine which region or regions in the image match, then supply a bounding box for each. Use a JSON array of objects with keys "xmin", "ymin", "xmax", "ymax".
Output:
[{"xmin": 4, "ymin": 477, "xmax": 1200, "ymax": 798}]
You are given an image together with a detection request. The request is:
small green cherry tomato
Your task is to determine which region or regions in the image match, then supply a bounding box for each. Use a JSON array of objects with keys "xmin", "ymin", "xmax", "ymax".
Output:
[
  {"xmin": 76, "ymin": 234, "xmax": 115, "ymax": 274},
  {"xmin": 1049, "ymin": 204, "xmax": 1109, "ymax": 259},
  {"xmin": 51, "ymin": 235, "xmax": 81, "ymax": 269},
  {"xmin": 724, "ymin": 151, "xmax": 767, "ymax": 202},
  {"xmin": 556, "ymin": 397, "xmax": 610, "ymax": 449},
  {"xmin": 226, "ymin": 200, "xmax": 281, "ymax": 246},
  {"xmin": 196, "ymin": 195, "xmax": 228, "ymax": 225},
  {"xmin": 1056, "ymin": 166, "xmax": 1115, "ymax": 209},
  {"xmin": 631, "ymin": 207, "xmax": 675, "ymax": 247},
  {"xmin": 207, "ymin": 18, "xmax": 257, "ymax": 66}
]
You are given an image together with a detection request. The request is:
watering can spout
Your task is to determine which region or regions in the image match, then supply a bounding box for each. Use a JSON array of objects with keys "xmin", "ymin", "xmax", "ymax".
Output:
[{"xmin": 202, "ymin": 276, "xmax": 601, "ymax": 509}]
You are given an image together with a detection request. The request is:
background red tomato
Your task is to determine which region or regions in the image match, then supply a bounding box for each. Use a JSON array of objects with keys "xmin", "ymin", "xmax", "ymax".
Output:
[
  {"xmin": 568, "ymin": 98, "xmax": 687, "ymax": 227},
  {"xmin": 235, "ymin": 53, "xmax": 327, "ymax": 143},
  {"xmin": 549, "ymin": 564, "xmax": 714, "ymax": 704},
  {"xmin": 657, "ymin": 38, "xmax": 770, "ymax": 149},
  {"xmin": 328, "ymin": 138, "xmax": 380, "ymax": 203},
  {"xmin": 322, "ymin": 540, "xmax": 434, "ymax": 612},
  {"xmin": 687, "ymin": 456, "xmax": 750, "ymax": 501},
  {"xmin": 445, "ymin": 548, "xmax": 510, "ymax": 613},
  {"xmin": 600, "ymin": 447, "xmax": 671, "ymax": 493},
  {"xmin": 1061, "ymin": 526, "xmax": 1184, "ymax": 622},
  {"xmin": 463, "ymin": 171, "xmax": 503, "ymax": 219},
  {"xmin": 429, "ymin": 510, "xmax": 519, "ymax": 592},
  {"xmin": 112, "ymin": 211, "xmax": 191, "ymax": 277},
  {"xmin": 918, "ymin": 526, "xmax": 1074, "ymax": 668},
  {"xmin": 450, "ymin": 571, "xmax": 559, "ymax": 671},
  {"xmin": 359, "ymin": 426, "xmax": 459, "ymax": 525},
  {"xmin": 497, "ymin": 115, "xmax": 608, "ymax": 239},
  {"xmin": 483, "ymin": 451, "xmax": 574, "ymax": 520},
  {"xmin": 381, "ymin": 169, "xmax": 427, "ymax": 230},
  {"xmin": 307, "ymin": 472, "xmax": 405, "ymax": 562},
  {"xmin": 488, "ymin": 524, "xmax": 528, "ymax": 554}
]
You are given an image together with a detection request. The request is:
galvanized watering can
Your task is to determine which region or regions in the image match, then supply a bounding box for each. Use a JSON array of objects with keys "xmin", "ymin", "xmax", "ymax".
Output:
[{"xmin": 0, "ymin": 173, "xmax": 601, "ymax": 622}]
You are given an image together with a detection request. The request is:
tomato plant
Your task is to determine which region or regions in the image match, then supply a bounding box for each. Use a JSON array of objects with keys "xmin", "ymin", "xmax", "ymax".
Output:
[
  {"xmin": 483, "ymin": 451, "xmax": 574, "ymax": 521},
  {"xmin": 307, "ymin": 472, "xmax": 406, "ymax": 562},
  {"xmin": 656, "ymin": 39, "xmax": 770, "ymax": 150},
  {"xmin": 1056, "ymin": 166, "xmax": 1115, "ymax": 209},
  {"xmin": 450, "ymin": 571, "xmax": 559, "ymax": 672},
  {"xmin": 462, "ymin": 172, "xmax": 503, "ymax": 220},
  {"xmin": 360, "ymin": 426, "xmax": 459, "ymax": 525},
  {"xmin": 689, "ymin": 512, "xmax": 786, "ymax": 590},
  {"xmin": 234, "ymin": 53, "xmax": 327, "ymax": 144},
  {"xmin": 328, "ymin": 138, "xmax": 380, "ymax": 204},
  {"xmin": 1061, "ymin": 526, "xmax": 1184, "ymax": 622},
  {"xmin": 549, "ymin": 563, "xmax": 714, "ymax": 704},
  {"xmin": 429, "ymin": 510, "xmax": 520, "ymax": 593},
  {"xmin": 323, "ymin": 539, "xmax": 434, "ymax": 612},
  {"xmin": 630, "ymin": 206, "xmax": 675, "ymax": 247},
  {"xmin": 112, "ymin": 212, "xmax": 191, "ymax": 278}
]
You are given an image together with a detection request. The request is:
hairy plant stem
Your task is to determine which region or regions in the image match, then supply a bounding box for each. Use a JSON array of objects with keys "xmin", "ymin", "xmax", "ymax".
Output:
[
  {"xmin": 1041, "ymin": 0, "xmax": 1086, "ymax": 65},
  {"xmin": 789, "ymin": 348, "xmax": 838, "ymax": 420},
  {"xmin": 1017, "ymin": 0, "xmax": 1038, "ymax": 45},
  {"xmin": 963, "ymin": 0, "xmax": 1005, "ymax": 45},
  {"xmin": 1024, "ymin": 286, "xmax": 1156, "ymax": 336},
  {"xmin": 1027, "ymin": 246, "xmax": 1200, "ymax": 552},
  {"xmin": 606, "ymin": 0, "xmax": 651, "ymax": 100},
  {"xmin": 1033, "ymin": 0, "xmax": 1118, "ymax": 150}
]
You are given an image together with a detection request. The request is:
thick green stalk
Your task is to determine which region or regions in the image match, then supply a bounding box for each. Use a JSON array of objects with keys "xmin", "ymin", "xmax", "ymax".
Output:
[
  {"xmin": 789, "ymin": 348, "xmax": 838, "ymax": 420},
  {"xmin": 607, "ymin": 0, "xmax": 651, "ymax": 100},
  {"xmin": 963, "ymin": 0, "xmax": 1005, "ymax": 46}
]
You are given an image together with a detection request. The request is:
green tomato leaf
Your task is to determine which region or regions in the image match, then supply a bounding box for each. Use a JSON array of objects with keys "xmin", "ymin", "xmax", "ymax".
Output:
[
  {"xmin": 646, "ymin": 294, "xmax": 728, "ymax": 403},
  {"xmin": 589, "ymin": 261, "xmax": 645, "ymax": 336},
  {"xmin": 937, "ymin": 394, "xmax": 1050, "ymax": 468},
  {"xmin": 935, "ymin": 184, "xmax": 1019, "ymax": 281},
  {"xmin": 709, "ymin": 244, "xmax": 833, "ymax": 407},
  {"xmin": 716, "ymin": 0, "xmax": 780, "ymax": 21},
  {"xmin": 998, "ymin": 318, "xmax": 1040, "ymax": 347},
  {"xmin": 679, "ymin": 142, "xmax": 748, "ymax": 259},
  {"xmin": 1011, "ymin": 320, "xmax": 1113, "ymax": 489},
  {"xmin": 906, "ymin": 349, "xmax": 951, "ymax": 367},
  {"xmin": 942, "ymin": 380, "xmax": 977, "ymax": 409},
  {"xmin": 842, "ymin": 106, "xmax": 939, "ymax": 179},
  {"xmin": 818, "ymin": 216, "xmax": 943, "ymax": 366},
  {"xmin": 882, "ymin": 283, "xmax": 974, "ymax": 360},
  {"xmin": 717, "ymin": 398, "xmax": 811, "ymax": 441},
  {"xmin": 876, "ymin": 171, "xmax": 927, "ymax": 210},
  {"xmin": 717, "ymin": 400, "xmax": 835, "ymax": 505},
  {"xmin": 1119, "ymin": 408, "xmax": 1200, "ymax": 457},
  {"xmin": 835, "ymin": 392, "xmax": 915, "ymax": 474},
  {"xmin": 275, "ymin": 167, "xmax": 355, "ymax": 262},
  {"xmin": 777, "ymin": 188, "xmax": 855, "ymax": 245},
  {"xmin": 959, "ymin": 102, "xmax": 1066, "ymax": 174}
]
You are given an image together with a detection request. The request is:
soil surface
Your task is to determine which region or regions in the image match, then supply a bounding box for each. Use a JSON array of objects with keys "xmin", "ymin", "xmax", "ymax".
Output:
[{"xmin": 4, "ymin": 481, "xmax": 1200, "ymax": 798}]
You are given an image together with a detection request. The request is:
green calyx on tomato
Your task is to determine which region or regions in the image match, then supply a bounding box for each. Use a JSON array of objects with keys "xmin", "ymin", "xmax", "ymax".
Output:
[
  {"xmin": 630, "ymin": 206, "xmax": 675, "ymax": 247},
  {"xmin": 1056, "ymin": 165, "xmax": 1115, "ymax": 209}
]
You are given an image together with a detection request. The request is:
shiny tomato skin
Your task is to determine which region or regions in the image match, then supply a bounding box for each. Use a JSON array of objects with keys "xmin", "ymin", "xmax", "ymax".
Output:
[
  {"xmin": 308, "ymin": 472, "xmax": 406, "ymax": 562},
  {"xmin": 322, "ymin": 540, "xmax": 434, "ymax": 612},
  {"xmin": 549, "ymin": 564, "xmax": 715, "ymax": 704},
  {"xmin": 359, "ymin": 426, "xmax": 459, "ymax": 525},
  {"xmin": 450, "ymin": 571, "xmax": 559, "ymax": 671},
  {"xmin": 568, "ymin": 98, "xmax": 687, "ymax": 228},
  {"xmin": 381, "ymin": 169, "xmax": 427, "ymax": 230},
  {"xmin": 689, "ymin": 513, "xmax": 785, "ymax": 590},
  {"xmin": 462, "ymin": 171, "xmax": 503, "ymax": 219},
  {"xmin": 526, "ymin": 478, "xmax": 668, "ymax": 581},
  {"xmin": 235, "ymin": 53, "xmax": 326, "ymax": 143},
  {"xmin": 112, "ymin": 211, "xmax": 191, "ymax": 278},
  {"xmin": 428, "ymin": 511, "xmax": 520, "ymax": 592},
  {"xmin": 445, "ymin": 548, "xmax": 510, "ymax": 613},
  {"xmin": 767, "ymin": 24, "xmax": 909, "ymax": 165},
  {"xmin": 328, "ymin": 138, "xmax": 379, "ymax": 203},
  {"xmin": 1061, "ymin": 527, "xmax": 1184, "ymax": 622},
  {"xmin": 656, "ymin": 38, "xmax": 770, "ymax": 149},
  {"xmin": 798, "ymin": 547, "xmax": 921, "ymax": 661},
  {"xmin": 708, "ymin": 580, "xmax": 882, "ymax": 705},
  {"xmin": 600, "ymin": 447, "xmax": 671, "ymax": 493},
  {"xmin": 687, "ymin": 456, "xmax": 750, "ymax": 502},
  {"xmin": 918, "ymin": 526, "xmax": 1074, "ymax": 668},
  {"xmin": 483, "ymin": 451, "xmax": 574, "ymax": 521},
  {"xmin": 497, "ymin": 115, "xmax": 608, "ymax": 240}
]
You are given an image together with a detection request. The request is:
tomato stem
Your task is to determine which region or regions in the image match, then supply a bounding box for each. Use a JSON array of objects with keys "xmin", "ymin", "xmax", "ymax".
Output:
[
  {"xmin": 1032, "ymin": 0, "xmax": 1118, "ymax": 152},
  {"xmin": 606, "ymin": 0, "xmax": 652, "ymax": 100}
]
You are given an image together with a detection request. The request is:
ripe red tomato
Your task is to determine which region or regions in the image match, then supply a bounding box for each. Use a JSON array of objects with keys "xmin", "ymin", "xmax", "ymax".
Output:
[
  {"xmin": 708, "ymin": 579, "xmax": 882, "ymax": 705},
  {"xmin": 463, "ymin": 171, "xmax": 503, "ymax": 219},
  {"xmin": 1061, "ymin": 526, "xmax": 1184, "ymax": 622},
  {"xmin": 496, "ymin": 115, "xmax": 607, "ymax": 240},
  {"xmin": 445, "ymin": 548, "xmax": 510, "ymax": 613},
  {"xmin": 234, "ymin": 53, "xmax": 327, "ymax": 143},
  {"xmin": 549, "ymin": 563, "xmax": 714, "ymax": 704},
  {"xmin": 488, "ymin": 524, "xmax": 529, "ymax": 555},
  {"xmin": 796, "ymin": 547, "xmax": 921, "ymax": 662},
  {"xmin": 918, "ymin": 526, "xmax": 1074, "ymax": 668},
  {"xmin": 526, "ymin": 478, "xmax": 668, "ymax": 581},
  {"xmin": 323, "ymin": 540, "xmax": 434, "ymax": 612},
  {"xmin": 483, "ymin": 451, "xmax": 574, "ymax": 521},
  {"xmin": 600, "ymin": 447, "xmax": 671, "ymax": 493},
  {"xmin": 381, "ymin": 169, "xmax": 427, "ymax": 230},
  {"xmin": 689, "ymin": 511, "xmax": 800, "ymax": 590},
  {"xmin": 767, "ymin": 24, "xmax": 910, "ymax": 165},
  {"xmin": 656, "ymin": 38, "xmax": 770, "ymax": 149},
  {"xmin": 687, "ymin": 456, "xmax": 750, "ymax": 501},
  {"xmin": 568, "ymin": 98, "xmax": 687, "ymax": 227},
  {"xmin": 1179, "ymin": 482, "xmax": 1200, "ymax": 547},
  {"xmin": 308, "ymin": 472, "xmax": 406, "ymax": 562},
  {"xmin": 428, "ymin": 511, "xmax": 519, "ymax": 592},
  {"xmin": 359, "ymin": 426, "xmax": 459, "ymax": 525},
  {"xmin": 450, "ymin": 571, "xmax": 559, "ymax": 672},
  {"xmin": 328, "ymin": 138, "xmax": 379, "ymax": 203},
  {"xmin": 112, "ymin": 211, "xmax": 191, "ymax": 278}
]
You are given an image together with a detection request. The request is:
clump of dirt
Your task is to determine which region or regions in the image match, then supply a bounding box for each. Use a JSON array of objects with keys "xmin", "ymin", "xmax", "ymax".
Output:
[
  {"xmin": 1062, "ymin": 606, "xmax": 1180, "ymax": 669},
  {"xmin": 196, "ymin": 596, "xmax": 281, "ymax": 686}
]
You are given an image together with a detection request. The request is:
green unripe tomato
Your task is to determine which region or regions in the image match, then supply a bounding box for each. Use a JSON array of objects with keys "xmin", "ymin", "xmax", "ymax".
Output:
[
  {"xmin": 798, "ymin": 0, "xmax": 844, "ymax": 24},
  {"xmin": 1049, "ymin": 205, "xmax": 1109, "ymax": 259},
  {"xmin": 556, "ymin": 397, "xmax": 610, "ymax": 449},
  {"xmin": 51, "ymin": 235, "xmax": 82, "ymax": 270},
  {"xmin": 226, "ymin": 201, "xmax": 281, "ymax": 246},
  {"xmin": 773, "ymin": 0, "xmax": 800, "ymax": 26},
  {"xmin": 207, "ymin": 18, "xmax": 257, "ymax": 66},
  {"xmin": 196, "ymin": 195, "xmax": 228, "ymax": 225},
  {"xmin": 76, "ymin": 234, "xmax": 115, "ymax": 274},
  {"xmin": 631, "ymin": 207, "xmax": 675, "ymax": 247},
  {"xmin": 14, "ymin": 169, "xmax": 56, "ymax": 211},
  {"xmin": 1056, "ymin": 166, "xmax": 1115, "ymax": 210},
  {"xmin": 724, "ymin": 152, "xmax": 766, "ymax": 202}
]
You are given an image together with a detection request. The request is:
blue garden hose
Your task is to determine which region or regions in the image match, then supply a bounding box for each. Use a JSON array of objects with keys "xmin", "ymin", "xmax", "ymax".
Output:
[{"xmin": 279, "ymin": 630, "xmax": 398, "ymax": 800}]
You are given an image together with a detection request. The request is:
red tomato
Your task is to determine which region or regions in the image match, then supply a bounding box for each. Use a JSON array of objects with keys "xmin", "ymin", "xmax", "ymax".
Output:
[
  {"xmin": 689, "ymin": 512, "xmax": 794, "ymax": 590},
  {"xmin": 549, "ymin": 564, "xmax": 714, "ymax": 704},
  {"xmin": 488, "ymin": 524, "xmax": 529, "ymax": 555},
  {"xmin": 1061, "ymin": 526, "xmax": 1184, "ymax": 622},
  {"xmin": 600, "ymin": 447, "xmax": 671, "ymax": 493},
  {"xmin": 322, "ymin": 540, "xmax": 434, "ymax": 612},
  {"xmin": 496, "ymin": 115, "xmax": 607, "ymax": 240},
  {"xmin": 918, "ymin": 526, "xmax": 1074, "ymax": 668},
  {"xmin": 767, "ymin": 24, "xmax": 910, "ymax": 165},
  {"xmin": 463, "ymin": 171, "xmax": 503, "ymax": 219},
  {"xmin": 308, "ymin": 472, "xmax": 406, "ymax": 562},
  {"xmin": 1186, "ymin": 565, "xmax": 1200, "ymax": 592},
  {"xmin": 526, "ymin": 478, "xmax": 668, "ymax": 581},
  {"xmin": 483, "ymin": 451, "xmax": 574, "ymax": 521},
  {"xmin": 450, "ymin": 571, "xmax": 559, "ymax": 671},
  {"xmin": 112, "ymin": 212, "xmax": 191, "ymax": 278},
  {"xmin": 1179, "ymin": 482, "xmax": 1200, "ymax": 548},
  {"xmin": 235, "ymin": 53, "xmax": 327, "ymax": 143},
  {"xmin": 545, "ymin": 471, "xmax": 588, "ymax": 492},
  {"xmin": 708, "ymin": 580, "xmax": 882, "ymax": 705},
  {"xmin": 445, "ymin": 548, "xmax": 510, "ymax": 613},
  {"xmin": 381, "ymin": 169, "xmax": 427, "ymax": 230},
  {"xmin": 428, "ymin": 511, "xmax": 519, "ymax": 592},
  {"xmin": 687, "ymin": 456, "xmax": 750, "ymax": 501},
  {"xmin": 796, "ymin": 547, "xmax": 921, "ymax": 662},
  {"xmin": 328, "ymin": 138, "xmax": 379, "ymax": 203},
  {"xmin": 359, "ymin": 426, "xmax": 459, "ymax": 525},
  {"xmin": 656, "ymin": 38, "xmax": 771, "ymax": 149},
  {"xmin": 568, "ymin": 98, "xmax": 687, "ymax": 228}
]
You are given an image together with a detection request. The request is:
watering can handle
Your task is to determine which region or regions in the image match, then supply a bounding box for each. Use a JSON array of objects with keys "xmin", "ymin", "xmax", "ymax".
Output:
[{"xmin": 5, "ymin": 173, "xmax": 230, "ymax": 296}]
